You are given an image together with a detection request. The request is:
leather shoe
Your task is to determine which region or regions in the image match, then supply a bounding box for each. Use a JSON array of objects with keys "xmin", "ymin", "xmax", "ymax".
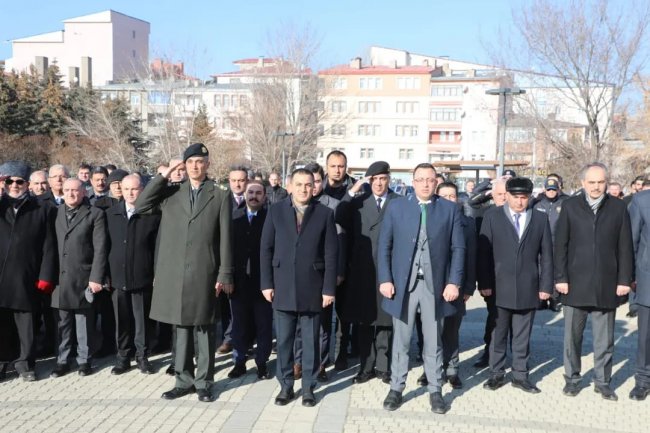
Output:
[
  {"xmin": 483, "ymin": 375, "xmax": 506, "ymax": 391},
  {"xmin": 594, "ymin": 384, "xmax": 618, "ymax": 401},
  {"xmin": 473, "ymin": 354, "xmax": 489, "ymax": 368},
  {"xmin": 334, "ymin": 357, "xmax": 348, "ymax": 371},
  {"xmin": 293, "ymin": 363, "xmax": 302, "ymax": 380},
  {"xmin": 317, "ymin": 367, "xmax": 328, "ymax": 382},
  {"xmin": 562, "ymin": 382, "xmax": 580, "ymax": 397},
  {"xmin": 629, "ymin": 385, "xmax": 650, "ymax": 401},
  {"xmin": 257, "ymin": 364, "xmax": 272, "ymax": 380},
  {"xmin": 447, "ymin": 375, "xmax": 463, "ymax": 389},
  {"xmin": 382, "ymin": 390, "xmax": 402, "ymax": 411},
  {"xmin": 376, "ymin": 370, "xmax": 391, "ymax": 384},
  {"xmin": 161, "ymin": 386, "xmax": 195, "ymax": 400},
  {"xmin": 228, "ymin": 363, "xmax": 247, "ymax": 378},
  {"xmin": 353, "ymin": 371, "xmax": 376, "ymax": 384},
  {"xmin": 512, "ymin": 379, "xmax": 541, "ymax": 394},
  {"xmin": 111, "ymin": 363, "xmax": 130, "ymax": 375},
  {"xmin": 626, "ymin": 311, "xmax": 638, "ymax": 318},
  {"xmin": 274, "ymin": 388, "xmax": 295, "ymax": 406},
  {"xmin": 217, "ymin": 342, "xmax": 233, "ymax": 354},
  {"xmin": 417, "ymin": 373, "xmax": 428, "ymax": 387},
  {"xmin": 302, "ymin": 388, "xmax": 317, "ymax": 407},
  {"xmin": 165, "ymin": 364, "xmax": 175, "ymax": 376},
  {"xmin": 50, "ymin": 364, "xmax": 70, "ymax": 378},
  {"xmin": 429, "ymin": 392, "xmax": 448, "ymax": 414},
  {"xmin": 549, "ymin": 299, "xmax": 562, "ymax": 312},
  {"xmin": 197, "ymin": 388, "xmax": 214, "ymax": 402},
  {"xmin": 20, "ymin": 371, "xmax": 37, "ymax": 382},
  {"xmin": 138, "ymin": 358, "xmax": 155, "ymax": 375},
  {"xmin": 78, "ymin": 363, "xmax": 92, "ymax": 376}
]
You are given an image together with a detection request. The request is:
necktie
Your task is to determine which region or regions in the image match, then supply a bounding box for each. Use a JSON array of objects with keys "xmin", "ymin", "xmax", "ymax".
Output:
[
  {"xmin": 235, "ymin": 195, "xmax": 243, "ymax": 206},
  {"xmin": 248, "ymin": 213, "xmax": 254, "ymax": 224},
  {"xmin": 376, "ymin": 197, "xmax": 382, "ymax": 212},
  {"xmin": 127, "ymin": 208, "xmax": 135, "ymax": 220},
  {"xmin": 420, "ymin": 203, "xmax": 427, "ymax": 228},
  {"xmin": 514, "ymin": 213, "xmax": 521, "ymax": 237}
]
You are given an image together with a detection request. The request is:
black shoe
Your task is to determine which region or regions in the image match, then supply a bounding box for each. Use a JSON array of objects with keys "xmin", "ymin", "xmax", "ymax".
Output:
[
  {"xmin": 77, "ymin": 363, "xmax": 92, "ymax": 376},
  {"xmin": 537, "ymin": 300, "xmax": 549, "ymax": 310},
  {"xmin": 271, "ymin": 341, "xmax": 277, "ymax": 354},
  {"xmin": 447, "ymin": 375, "xmax": 463, "ymax": 389},
  {"xmin": 217, "ymin": 342, "xmax": 233, "ymax": 354},
  {"xmin": 302, "ymin": 388, "xmax": 316, "ymax": 407},
  {"xmin": 382, "ymin": 390, "xmax": 403, "ymax": 411},
  {"xmin": 228, "ymin": 363, "xmax": 247, "ymax": 379},
  {"xmin": 317, "ymin": 368, "xmax": 328, "ymax": 382},
  {"xmin": 629, "ymin": 385, "xmax": 650, "ymax": 401},
  {"xmin": 197, "ymin": 388, "xmax": 214, "ymax": 402},
  {"xmin": 334, "ymin": 357, "xmax": 348, "ymax": 371},
  {"xmin": 562, "ymin": 382, "xmax": 580, "ymax": 397},
  {"xmin": 549, "ymin": 299, "xmax": 562, "ymax": 312},
  {"xmin": 594, "ymin": 384, "xmax": 618, "ymax": 401},
  {"xmin": 473, "ymin": 354, "xmax": 489, "ymax": 369},
  {"xmin": 50, "ymin": 364, "xmax": 70, "ymax": 378},
  {"xmin": 512, "ymin": 379, "xmax": 541, "ymax": 394},
  {"xmin": 138, "ymin": 358, "xmax": 155, "ymax": 375},
  {"xmin": 161, "ymin": 386, "xmax": 195, "ymax": 400},
  {"xmin": 20, "ymin": 371, "xmax": 37, "ymax": 382},
  {"xmin": 165, "ymin": 364, "xmax": 175, "ymax": 376},
  {"xmin": 274, "ymin": 388, "xmax": 295, "ymax": 406},
  {"xmin": 483, "ymin": 375, "xmax": 507, "ymax": 391},
  {"xmin": 626, "ymin": 311, "xmax": 638, "ymax": 318},
  {"xmin": 111, "ymin": 363, "xmax": 131, "ymax": 375},
  {"xmin": 417, "ymin": 373, "xmax": 428, "ymax": 387},
  {"xmin": 429, "ymin": 392, "xmax": 448, "ymax": 414},
  {"xmin": 257, "ymin": 363, "xmax": 272, "ymax": 380},
  {"xmin": 376, "ymin": 370, "xmax": 391, "ymax": 384},
  {"xmin": 353, "ymin": 371, "xmax": 376, "ymax": 384}
]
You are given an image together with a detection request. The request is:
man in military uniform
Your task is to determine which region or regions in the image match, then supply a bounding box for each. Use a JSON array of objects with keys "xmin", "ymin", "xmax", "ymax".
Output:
[{"xmin": 136, "ymin": 143, "xmax": 233, "ymax": 403}]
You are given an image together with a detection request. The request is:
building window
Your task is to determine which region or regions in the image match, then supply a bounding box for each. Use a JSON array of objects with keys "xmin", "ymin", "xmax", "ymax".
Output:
[
  {"xmin": 222, "ymin": 95, "xmax": 230, "ymax": 109},
  {"xmin": 399, "ymin": 148, "xmax": 414, "ymax": 160},
  {"xmin": 213, "ymin": 94, "xmax": 221, "ymax": 108},
  {"xmin": 148, "ymin": 91, "xmax": 171, "ymax": 105},
  {"xmin": 397, "ymin": 77, "xmax": 421, "ymax": 89},
  {"xmin": 396, "ymin": 101, "xmax": 419, "ymax": 113},
  {"xmin": 429, "ymin": 108, "xmax": 460, "ymax": 121},
  {"xmin": 358, "ymin": 101, "xmax": 381, "ymax": 113},
  {"xmin": 506, "ymin": 128, "xmax": 535, "ymax": 142},
  {"xmin": 359, "ymin": 77, "xmax": 382, "ymax": 90},
  {"xmin": 129, "ymin": 93, "xmax": 140, "ymax": 107},
  {"xmin": 231, "ymin": 95, "xmax": 238, "ymax": 109},
  {"xmin": 395, "ymin": 125, "xmax": 419, "ymax": 137},
  {"xmin": 360, "ymin": 148, "xmax": 375, "ymax": 159},
  {"xmin": 358, "ymin": 124, "xmax": 380, "ymax": 136},
  {"xmin": 331, "ymin": 100, "xmax": 347, "ymax": 113},
  {"xmin": 331, "ymin": 125, "xmax": 346, "ymax": 136},
  {"xmin": 240, "ymin": 95, "xmax": 247, "ymax": 106},
  {"xmin": 430, "ymin": 85, "xmax": 463, "ymax": 97},
  {"xmin": 333, "ymin": 78, "xmax": 347, "ymax": 89}
]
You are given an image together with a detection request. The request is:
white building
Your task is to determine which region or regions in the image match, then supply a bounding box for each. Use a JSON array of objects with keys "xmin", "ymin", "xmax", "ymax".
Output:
[{"xmin": 4, "ymin": 10, "xmax": 149, "ymax": 87}]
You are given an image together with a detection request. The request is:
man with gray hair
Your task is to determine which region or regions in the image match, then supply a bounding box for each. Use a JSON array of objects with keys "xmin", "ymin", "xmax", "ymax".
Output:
[
  {"xmin": 39, "ymin": 164, "xmax": 69, "ymax": 207},
  {"xmin": 555, "ymin": 162, "xmax": 634, "ymax": 400},
  {"xmin": 29, "ymin": 171, "xmax": 49, "ymax": 196}
]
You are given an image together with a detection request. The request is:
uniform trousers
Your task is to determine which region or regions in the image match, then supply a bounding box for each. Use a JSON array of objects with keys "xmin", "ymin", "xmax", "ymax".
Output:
[{"xmin": 174, "ymin": 324, "xmax": 215, "ymax": 390}]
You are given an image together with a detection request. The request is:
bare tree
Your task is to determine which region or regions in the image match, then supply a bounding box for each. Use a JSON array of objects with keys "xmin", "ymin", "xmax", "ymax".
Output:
[{"xmin": 493, "ymin": 0, "xmax": 650, "ymax": 173}]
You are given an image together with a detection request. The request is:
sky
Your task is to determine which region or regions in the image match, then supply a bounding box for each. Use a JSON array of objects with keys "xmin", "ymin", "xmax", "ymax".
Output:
[{"xmin": 0, "ymin": 0, "xmax": 518, "ymax": 79}]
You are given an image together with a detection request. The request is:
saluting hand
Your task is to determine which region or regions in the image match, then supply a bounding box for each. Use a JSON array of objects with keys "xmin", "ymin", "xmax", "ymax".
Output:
[{"xmin": 162, "ymin": 160, "xmax": 184, "ymax": 179}]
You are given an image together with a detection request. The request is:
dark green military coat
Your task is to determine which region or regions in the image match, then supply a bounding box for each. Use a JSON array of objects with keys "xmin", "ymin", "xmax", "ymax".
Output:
[{"xmin": 136, "ymin": 175, "xmax": 233, "ymax": 326}]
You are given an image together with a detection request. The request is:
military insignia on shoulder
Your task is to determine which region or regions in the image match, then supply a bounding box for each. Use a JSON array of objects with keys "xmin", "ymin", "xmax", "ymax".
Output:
[
  {"xmin": 556, "ymin": 205, "xmax": 562, "ymax": 213},
  {"xmin": 218, "ymin": 183, "xmax": 228, "ymax": 191}
]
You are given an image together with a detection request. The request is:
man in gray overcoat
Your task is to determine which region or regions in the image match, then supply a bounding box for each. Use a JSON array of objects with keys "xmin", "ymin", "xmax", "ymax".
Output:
[{"xmin": 136, "ymin": 143, "xmax": 233, "ymax": 403}]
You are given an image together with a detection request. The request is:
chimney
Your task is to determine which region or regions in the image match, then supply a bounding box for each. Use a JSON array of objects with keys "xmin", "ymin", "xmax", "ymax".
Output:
[
  {"xmin": 422, "ymin": 59, "xmax": 429, "ymax": 67},
  {"xmin": 392, "ymin": 60, "xmax": 398, "ymax": 69},
  {"xmin": 80, "ymin": 56, "xmax": 92, "ymax": 88},
  {"xmin": 35, "ymin": 56, "xmax": 48, "ymax": 78},
  {"xmin": 68, "ymin": 66, "xmax": 79, "ymax": 86},
  {"xmin": 442, "ymin": 63, "xmax": 450, "ymax": 76},
  {"xmin": 350, "ymin": 57, "xmax": 362, "ymax": 69}
]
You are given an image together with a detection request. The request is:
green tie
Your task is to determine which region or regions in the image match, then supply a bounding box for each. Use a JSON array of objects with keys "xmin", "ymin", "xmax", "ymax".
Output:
[{"xmin": 420, "ymin": 203, "xmax": 427, "ymax": 228}]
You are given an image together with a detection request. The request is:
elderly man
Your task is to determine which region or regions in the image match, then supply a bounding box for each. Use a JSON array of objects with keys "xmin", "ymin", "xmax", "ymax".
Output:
[
  {"xmin": 51, "ymin": 178, "xmax": 107, "ymax": 378},
  {"xmin": 39, "ymin": 164, "xmax": 69, "ymax": 207},
  {"xmin": 106, "ymin": 175, "xmax": 161, "ymax": 376},
  {"xmin": 0, "ymin": 161, "xmax": 57, "ymax": 381},
  {"xmin": 136, "ymin": 143, "xmax": 233, "ymax": 403},
  {"xmin": 107, "ymin": 169, "xmax": 128, "ymax": 201},
  {"xmin": 29, "ymin": 170, "xmax": 49, "ymax": 196},
  {"xmin": 555, "ymin": 162, "xmax": 633, "ymax": 401}
]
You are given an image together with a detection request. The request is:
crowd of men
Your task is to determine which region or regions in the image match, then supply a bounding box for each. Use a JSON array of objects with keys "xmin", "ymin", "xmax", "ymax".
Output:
[{"xmin": 1, "ymin": 144, "xmax": 650, "ymax": 414}]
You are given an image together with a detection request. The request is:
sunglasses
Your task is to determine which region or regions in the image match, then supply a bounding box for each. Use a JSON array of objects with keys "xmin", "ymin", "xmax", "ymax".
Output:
[{"xmin": 5, "ymin": 179, "xmax": 26, "ymax": 186}]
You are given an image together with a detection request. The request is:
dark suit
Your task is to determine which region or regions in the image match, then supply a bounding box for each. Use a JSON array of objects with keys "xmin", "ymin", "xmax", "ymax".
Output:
[
  {"xmin": 52, "ymin": 203, "xmax": 107, "ymax": 366},
  {"xmin": 106, "ymin": 202, "xmax": 161, "ymax": 363},
  {"xmin": 230, "ymin": 207, "xmax": 272, "ymax": 367},
  {"xmin": 377, "ymin": 194, "xmax": 465, "ymax": 394},
  {"xmin": 260, "ymin": 197, "xmax": 337, "ymax": 391},
  {"xmin": 478, "ymin": 205, "xmax": 553, "ymax": 381}
]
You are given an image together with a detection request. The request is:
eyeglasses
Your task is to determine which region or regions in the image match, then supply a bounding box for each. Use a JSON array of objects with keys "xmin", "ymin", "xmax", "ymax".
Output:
[
  {"xmin": 4, "ymin": 178, "xmax": 26, "ymax": 186},
  {"xmin": 413, "ymin": 178, "xmax": 436, "ymax": 184},
  {"xmin": 48, "ymin": 175, "xmax": 67, "ymax": 180}
]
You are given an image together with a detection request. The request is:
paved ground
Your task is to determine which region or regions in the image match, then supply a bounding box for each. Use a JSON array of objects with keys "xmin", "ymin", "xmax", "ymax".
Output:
[{"xmin": 1, "ymin": 296, "xmax": 645, "ymax": 433}]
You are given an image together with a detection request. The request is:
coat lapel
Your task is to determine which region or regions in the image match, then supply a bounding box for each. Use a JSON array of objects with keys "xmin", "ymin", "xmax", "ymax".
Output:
[
  {"xmin": 191, "ymin": 181, "xmax": 215, "ymax": 218},
  {"xmin": 179, "ymin": 181, "xmax": 192, "ymax": 217},
  {"xmin": 502, "ymin": 205, "xmax": 521, "ymax": 242},
  {"xmin": 66, "ymin": 205, "xmax": 90, "ymax": 234},
  {"xmin": 298, "ymin": 200, "xmax": 317, "ymax": 236}
]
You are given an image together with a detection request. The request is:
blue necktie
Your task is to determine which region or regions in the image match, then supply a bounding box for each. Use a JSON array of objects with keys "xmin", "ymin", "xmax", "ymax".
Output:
[{"xmin": 514, "ymin": 213, "xmax": 521, "ymax": 237}]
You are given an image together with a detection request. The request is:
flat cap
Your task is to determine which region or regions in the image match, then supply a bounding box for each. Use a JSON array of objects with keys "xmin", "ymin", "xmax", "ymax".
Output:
[
  {"xmin": 365, "ymin": 161, "xmax": 390, "ymax": 177},
  {"xmin": 503, "ymin": 169, "xmax": 517, "ymax": 177},
  {"xmin": 506, "ymin": 177, "xmax": 533, "ymax": 194},
  {"xmin": 544, "ymin": 178, "xmax": 559, "ymax": 191},
  {"xmin": 0, "ymin": 160, "xmax": 32, "ymax": 180},
  {"xmin": 107, "ymin": 168, "xmax": 128, "ymax": 184},
  {"xmin": 183, "ymin": 142, "xmax": 209, "ymax": 162}
]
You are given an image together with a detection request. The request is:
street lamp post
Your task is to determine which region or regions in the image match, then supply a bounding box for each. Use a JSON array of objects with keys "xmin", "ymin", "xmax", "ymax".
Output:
[
  {"xmin": 274, "ymin": 131, "xmax": 295, "ymax": 184},
  {"xmin": 485, "ymin": 87, "xmax": 526, "ymax": 176}
]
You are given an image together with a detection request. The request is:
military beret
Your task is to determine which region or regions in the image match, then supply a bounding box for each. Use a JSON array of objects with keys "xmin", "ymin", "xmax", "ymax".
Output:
[
  {"xmin": 544, "ymin": 178, "xmax": 559, "ymax": 191},
  {"xmin": 107, "ymin": 168, "xmax": 128, "ymax": 184},
  {"xmin": 183, "ymin": 142, "xmax": 209, "ymax": 162},
  {"xmin": 503, "ymin": 169, "xmax": 517, "ymax": 177},
  {"xmin": 365, "ymin": 161, "xmax": 390, "ymax": 177},
  {"xmin": 0, "ymin": 160, "xmax": 32, "ymax": 180},
  {"xmin": 506, "ymin": 177, "xmax": 533, "ymax": 194}
]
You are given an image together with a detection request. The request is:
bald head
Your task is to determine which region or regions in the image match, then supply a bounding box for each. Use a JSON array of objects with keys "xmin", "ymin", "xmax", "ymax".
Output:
[
  {"xmin": 121, "ymin": 174, "xmax": 143, "ymax": 206},
  {"xmin": 29, "ymin": 170, "xmax": 49, "ymax": 196},
  {"xmin": 63, "ymin": 178, "xmax": 86, "ymax": 208}
]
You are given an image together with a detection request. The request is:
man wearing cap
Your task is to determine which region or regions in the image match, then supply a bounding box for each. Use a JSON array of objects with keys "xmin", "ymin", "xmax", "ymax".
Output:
[
  {"xmin": 136, "ymin": 142, "xmax": 233, "ymax": 403},
  {"xmin": 336, "ymin": 161, "xmax": 399, "ymax": 384},
  {"xmin": 478, "ymin": 177, "xmax": 553, "ymax": 393},
  {"xmin": 0, "ymin": 161, "xmax": 57, "ymax": 381},
  {"xmin": 555, "ymin": 162, "xmax": 633, "ymax": 400}
]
